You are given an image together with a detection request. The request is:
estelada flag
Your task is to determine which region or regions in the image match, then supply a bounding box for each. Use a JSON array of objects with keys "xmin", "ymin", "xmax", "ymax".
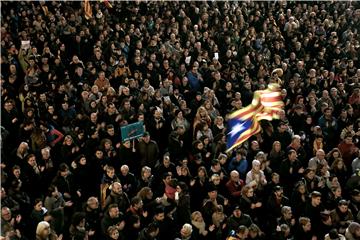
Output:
[{"xmin": 226, "ymin": 83, "xmax": 284, "ymax": 152}]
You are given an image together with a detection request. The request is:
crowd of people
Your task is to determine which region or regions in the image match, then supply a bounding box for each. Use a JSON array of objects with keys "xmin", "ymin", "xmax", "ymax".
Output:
[{"xmin": 1, "ymin": 1, "xmax": 360, "ymax": 239}]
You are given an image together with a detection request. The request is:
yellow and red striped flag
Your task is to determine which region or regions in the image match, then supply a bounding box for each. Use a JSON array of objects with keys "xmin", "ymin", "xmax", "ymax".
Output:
[{"xmin": 226, "ymin": 83, "xmax": 284, "ymax": 152}]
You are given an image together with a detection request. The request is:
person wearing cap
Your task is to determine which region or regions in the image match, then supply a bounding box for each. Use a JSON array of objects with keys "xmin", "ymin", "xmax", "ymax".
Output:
[
  {"xmin": 136, "ymin": 131, "xmax": 159, "ymax": 169},
  {"xmin": 225, "ymin": 206, "xmax": 252, "ymax": 236},
  {"xmin": 330, "ymin": 200, "xmax": 354, "ymax": 234}
]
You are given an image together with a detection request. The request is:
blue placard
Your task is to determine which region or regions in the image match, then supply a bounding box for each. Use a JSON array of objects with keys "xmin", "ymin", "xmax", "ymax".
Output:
[{"xmin": 120, "ymin": 121, "xmax": 144, "ymax": 142}]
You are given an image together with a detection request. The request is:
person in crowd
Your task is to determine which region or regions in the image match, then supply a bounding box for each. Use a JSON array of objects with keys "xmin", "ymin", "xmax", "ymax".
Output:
[{"xmin": 1, "ymin": 1, "xmax": 360, "ymax": 239}]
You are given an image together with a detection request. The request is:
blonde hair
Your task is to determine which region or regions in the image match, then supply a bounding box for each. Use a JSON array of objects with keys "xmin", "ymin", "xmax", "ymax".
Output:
[{"xmin": 36, "ymin": 221, "xmax": 50, "ymax": 236}]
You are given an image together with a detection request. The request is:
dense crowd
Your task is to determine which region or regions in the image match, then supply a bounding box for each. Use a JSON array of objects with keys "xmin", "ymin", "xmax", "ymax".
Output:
[{"xmin": 1, "ymin": 1, "xmax": 360, "ymax": 240}]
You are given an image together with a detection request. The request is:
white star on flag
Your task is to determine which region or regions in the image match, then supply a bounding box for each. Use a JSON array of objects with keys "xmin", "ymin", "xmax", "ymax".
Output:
[{"xmin": 228, "ymin": 122, "xmax": 247, "ymax": 138}]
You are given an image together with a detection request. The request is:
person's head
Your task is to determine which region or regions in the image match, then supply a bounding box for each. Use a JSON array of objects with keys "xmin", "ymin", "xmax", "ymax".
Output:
[
  {"xmin": 34, "ymin": 198, "xmax": 43, "ymax": 211},
  {"xmin": 41, "ymin": 147, "xmax": 51, "ymax": 160},
  {"xmin": 310, "ymin": 191, "xmax": 322, "ymax": 207},
  {"xmin": 230, "ymin": 170, "xmax": 240, "ymax": 182},
  {"xmin": 176, "ymin": 181, "xmax": 188, "ymax": 194},
  {"xmin": 278, "ymin": 122, "xmax": 288, "ymax": 133},
  {"xmin": 242, "ymin": 184, "xmax": 254, "ymax": 198},
  {"xmin": 180, "ymin": 223, "xmax": 193, "ymax": 238},
  {"xmin": 248, "ymin": 224, "xmax": 261, "ymax": 238},
  {"xmin": 71, "ymin": 212, "xmax": 86, "ymax": 228},
  {"xmin": 63, "ymin": 134, "xmax": 74, "ymax": 146},
  {"xmin": 316, "ymin": 149, "xmax": 325, "ymax": 160},
  {"xmin": 18, "ymin": 142, "xmax": 29, "ymax": 154},
  {"xmin": 106, "ymin": 166, "xmax": 115, "ymax": 178},
  {"xmin": 291, "ymin": 135, "xmax": 301, "ymax": 148},
  {"xmin": 251, "ymin": 159, "xmax": 261, "ymax": 171},
  {"xmin": 288, "ymin": 149, "xmax": 297, "ymax": 161},
  {"xmin": 250, "ymin": 140, "xmax": 259, "ymax": 150},
  {"xmin": 120, "ymin": 165, "xmax": 129, "ymax": 176},
  {"xmin": 274, "ymin": 186, "xmax": 283, "ymax": 198},
  {"xmin": 131, "ymin": 196, "xmax": 143, "ymax": 209},
  {"xmin": 57, "ymin": 163, "xmax": 69, "ymax": 177},
  {"xmin": 210, "ymin": 174, "xmax": 221, "ymax": 186},
  {"xmin": 255, "ymin": 151, "xmax": 266, "ymax": 162},
  {"xmin": 87, "ymin": 197, "xmax": 99, "ymax": 210},
  {"xmin": 233, "ymin": 205, "xmax": 242, "ymax": 218},
  {"xmin": 218, "ymin": 153, "xmax": 228, "ymax": 165},
  {"xmin": 163, "ymin": 154, "xmax": 171, "ymax": 167},
  {"xmin": 338, "ymin": 199, "xmax": 349, "ymax": 213},
  {"xmin": 280, "ymin": 224, "xmax": 290, "ymax": 237},
  {"xmin": 281, "ymin": 206, "xmax": 292, "ymax": 220},
  {"xmin": 146, "ymin": 222, "xmax": 159, "ymax": 237},
  {"xmin": 207, "ymin": 183, "xmax": 218, "ymax": 200},
  {"xmin": 304, "ymin": 168, "xmax": 315, "ymax": 180},
  {"xmin": 1, "ymin": 207, "xmax": 11, "ymax": 221},
  {"xmin": 295, "ymin": 181, "xmax": 306, "ymax": 194},
  {"xmin": 344, "ymin": 134, "xmax": 353, "ymax": 144},
  {"xmin": 154, "ymin": 206, "xmax": 165, "ymax": 222},
  {"xmin": 236, "ymin": 225, "xmax": 249, "ymax": 239},
  {"xmin": 324, "ymin": 107, "xmax": 333, "ymax": 118},
  {"xmin": 108, "ymin": 204, "xmax": 120, "ymax": 218},
  {"xmin": 191, "ymin": 211, "xmax": 204, "ymax": 222},
  {"xmin": 348, "ymin": 222, "xmax": 360, "ymax": 237},
  {"xmin": 142, "ymin": 131, "xmax": 151, "ymax": 143},
  {"xmin": 36, "ymin": 221, "xmax": 51, "ymax": 239},
  {"xmin": 198, "ymin": 166, "xmax": 208, "ymax": 178},
  {"xmin": 26, "ymin": 154, "xmax": 37, "ymax": 167},
  {"xmin": 211, "ymin": 159, "xmax": 221, "ymax": 172},
  {"xmin": 107, "ymin": 226, "xmax": 119, "ymax": 239},
  {"xmin": 299, "ymin": 217, "xmax": 311, "ymax": 232},
  {"xmin": 351, "ymin": 189, "xmax": 360, "ymax": 203},
  {"xmin": 111, "ymin": 182, "xmax": 122, "ymax": 194},
  {"xmin": 141, "ymin": 166, "xmax": 152, "ymax": 179},
  {"xmin": 12, "ymin": 165, "xmax": 21, "ymax": 178}
]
